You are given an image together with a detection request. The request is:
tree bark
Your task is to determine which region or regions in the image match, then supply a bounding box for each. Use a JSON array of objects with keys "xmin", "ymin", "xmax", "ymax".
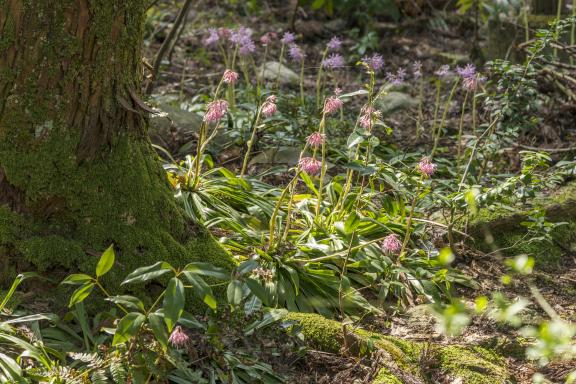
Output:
[{"xmin": 0, "ymin": 0, "xmax": 231, "ymax": 288}]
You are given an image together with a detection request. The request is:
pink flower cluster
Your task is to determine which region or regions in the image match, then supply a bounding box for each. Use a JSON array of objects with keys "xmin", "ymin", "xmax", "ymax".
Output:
[
  {"xmin": 323, "ymin": 96, "xmax": 343, "ymax": 115},
  {"xmin": 322, "ymin": 53, "xmax": 345, "ymax": 69},
  {"xmin": 288, "ymin": 44, "xmax": 305, "ymax": 63},
  {"xmin": 327, "ymin": 36, "xmax": 342, "ymax": 51},
  {"xmin": 418, "ymin": 157, "xmax": 437, "ymax": 176},
  {"xmin": 359, "ymin": 106, "xmax": 381, "ymax": 129},
  {"xmin": 261, "ymin": 95, "xmax": 277, "ymax": 117},
  {"xmin": 386, "ymin": 68, "xmax": 406, "ymax": 86},
  {"xmin": 168, "ymin": 326, "xmax": 190, "ymax": 348},
  {"xmin": 223, "ymin": 69, "xmax": 239, "ymax": 85},
  {"xmin": 299, "ymin": 157, "xmax": 322, "ymax": 175},
  {"xmin": 306, "ymin": 132, "xmax": 325, "ymax": 147},
  {"xmin": 362, "ymin": 53, "xmax": 384, "ymax": 72},
  {"xmin": 381, "ymin": 233, "xmax": 402, "ymax": 254},
  {"xmin": 204, "ymin": 100, "xmax": 228, "ymax": 123}
]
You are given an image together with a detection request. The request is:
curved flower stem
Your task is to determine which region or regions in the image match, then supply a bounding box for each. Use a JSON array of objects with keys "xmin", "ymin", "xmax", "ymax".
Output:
[
  {"xmin": 431, "ymin": 77, "xmax": 460, "ymax": 159},
  {"xmin": 240, "ymin": 106, "xmax": 263, "ymax": 178},
  {"xmin": 281, "ymin": 145, "xmax": 309, "ymax": 244},
  {"xmin": 258, "ymin": 45, "xmax": 269, "ymax": 92},
  {"xmin": 416, "ymin": 77, "xmax": 425, "ymax": 139}
]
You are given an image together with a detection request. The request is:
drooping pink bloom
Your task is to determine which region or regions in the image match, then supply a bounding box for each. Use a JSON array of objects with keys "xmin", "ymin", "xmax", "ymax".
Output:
[
  {"xmin": 327, "ymin": 36, "xmax": 342, "ymax": 51},
  {"xmin": 306, "ymin": 132, "xmax": 325, "ymax": 147},
  {"xmin": 281, "ymin": 31, "xmax": 296, "ymax": 45},
  {"xmin": 381, "ymin": 234, "xmax": 402, "ymax": 254},
  {"xmin": 418, "ymin": 157, "xmax": 437, "ymax": 176},
  {"xmin": 359, "ymin": 105, "xmax": 381, "ymax": 129},
  {"xmin": 362, "ymin": 53, "xmax": 384, "ymax": 72},
  {"xmin": 168, "ymin": 326, "xmax": 190, "ymax": 348},
  {"xmin": 223, "ymin": 69, "xmax": 239, "ymax": 85},
  {"xmin": 322, "ymin": 53, "xmax": 345, "ymax": 69},
  {"xmin": 260, "ymin": 33, "xmax": 272, "ymax": 46},
  {"xmin": 204, "ymin": 100, "xmax": 229, "ymax": 123},
  {"xmin": 334, "ymin": 88, "xmax": 343, "ymax": 96},
  {"xmin": 435, "ymin": 64, "xmax": 450, "ymax": 77},
  {"xmin": 462, "ymin": 75, "xmax": 486, "ymax": 92},
  {"xmin": 323, "ymin": 96, "xmax": 343, "ymax": 115},
  {"xmin": 218, "ymin": 27, "xmax": 232, "ymax": 40},
  {"xmin": 299, "ymin": 157, "xmax": 322, "ymax": 175},
  {"xmin": 412, "ymin": 61, "xmax": 422, "ymax": 79},
  {"xmin": 204, "ymin": 28, "xmax": 219, "ymax": 47},
  {"xmin": 261, "ymin": 95, "xmax": 277, "ymax": 117},
  {"xmin": 288, "ymin": 43, "xmax": 305, "ymax": 63}
]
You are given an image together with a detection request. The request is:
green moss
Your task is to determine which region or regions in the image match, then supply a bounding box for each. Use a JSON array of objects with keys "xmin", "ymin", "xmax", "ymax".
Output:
[
  {"xmin": 432, "ymin": 345, "xmax": 509, "ymax": 384},
  {"xmin": 373, "ymin": 368, "xmax": 402, "ymax": 384},
  {"xmin": 287, "ymin": 313, "xmax": 511, "ymax": 384}
]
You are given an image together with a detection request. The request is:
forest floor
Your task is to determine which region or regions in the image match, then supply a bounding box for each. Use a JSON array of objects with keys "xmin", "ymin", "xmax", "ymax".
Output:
[{"xmin": 142, "ymin": 2, "xmax": 576, "ymax": 383}]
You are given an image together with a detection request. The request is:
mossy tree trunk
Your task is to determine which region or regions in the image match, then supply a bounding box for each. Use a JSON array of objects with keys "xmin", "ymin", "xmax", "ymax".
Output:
[{"xmin": 0, "ymin": 0, "xmax": 231, "ymax": 286}]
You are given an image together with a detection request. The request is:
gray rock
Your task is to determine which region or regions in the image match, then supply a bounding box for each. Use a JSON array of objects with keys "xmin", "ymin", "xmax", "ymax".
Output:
[
  {"xmin": 377, "ymin": 91, "xmax": 419, "ymax": 116},
  {"xmin": 259, "ymin": 61, "xmax": 300, "ymax": 85}
]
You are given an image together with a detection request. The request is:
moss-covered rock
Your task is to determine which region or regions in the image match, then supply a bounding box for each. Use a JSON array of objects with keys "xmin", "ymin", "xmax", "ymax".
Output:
[{"xmin": 288, "ymin": 312, "xmax": 511, "ymax": 384}]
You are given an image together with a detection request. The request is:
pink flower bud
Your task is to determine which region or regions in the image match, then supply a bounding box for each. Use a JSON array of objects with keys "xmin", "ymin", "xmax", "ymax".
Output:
[
  {"xmin": 204, "ymin": 100, "xmax": 228, "ymax": 123},
  {"xmin": 323, "ymin": 96, "xmax": 343, "ymax": 115}
]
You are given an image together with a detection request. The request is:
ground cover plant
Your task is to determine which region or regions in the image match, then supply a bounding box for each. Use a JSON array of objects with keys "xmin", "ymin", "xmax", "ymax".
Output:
[{"xmin": 1, "ymin": 0, "xmax": 575, "ymax": 383}]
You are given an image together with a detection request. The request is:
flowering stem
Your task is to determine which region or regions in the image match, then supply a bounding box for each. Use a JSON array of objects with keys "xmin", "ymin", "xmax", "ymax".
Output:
[
  {"xmin": 416, "ymin": 77, "xmax": 425, "ymax": 139},
  {"xmin": 274, "ymin": 44, "xmax": 285, "ymax": 90},
  {"xmin": 281, "ymin": 145, "xmax": 309, "ymax": 244},
  {"xmin": 315, "ymin": 48, "xmax": 328, "ymax": 109},
  {"xmin": 315, "ymin": 114, "xmax": 327, "ymax": 217},
  {"xmin": 299, "ymin": 58, "xmax": 305, "ymax": 107},
  {"xmin": 268, "ymin": 172, "xmax": 301, "ymax": 251},
  {"xmin": 258, "ymin": 45, "xmax": 269, "ymax": 91},
  {"xmin": 399, "ymin": 175, "xmax": 424, "ymax": 260},
  {"xmin": 431, "ymin": 77, "xmax": 460, "ymax": 159},
  {"xmin": 240, "ymin": 106, "xmax": 263, "ymax": 178},
  {"xmin": 456, "ymin": 90, "xmax": 469, "ymax": 168}
]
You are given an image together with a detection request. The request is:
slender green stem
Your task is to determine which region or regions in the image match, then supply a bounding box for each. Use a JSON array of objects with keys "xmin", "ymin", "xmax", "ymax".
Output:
[
  {"xmin": 274, "ymin": 44, "xmax": 285, "ymax": 90},
  {"xmin": 571, "ymin": 0, "xmax": 576, "ymax": 65},
  {"xmin": 456, "ymin": 90, "xmax": 470, "ymax": 168},
  {"xmin": 315, "ymin": 114, "xmax": 327, "ymax": 217},
  {"xmin": 268, "ymin": 172, "xmax": 301, "ymax": 251},
  {"xmin": 431, "ymin": 77, "xmax": 460, "ymax": 158},
  {"xmin": 299, "ymin": 58, "xmax": 305, "ymax": 107},
  {"xmin": 95, "ymin": 281, "xmax": 129, "ymax": 314},
  {"xmin": 240, "ymin": 106, "xmax": 263, "ymax": 178},
  {"xmin": 416, "ymin": 78, "xmax": 425, "ymax": 139},
  {"xmin": 399, "ymin": 175, "xmax": 424, "ymax": 260},
  {"xmin": 316, "ymin": 48, "xmax": 328, "ymax": 109}
]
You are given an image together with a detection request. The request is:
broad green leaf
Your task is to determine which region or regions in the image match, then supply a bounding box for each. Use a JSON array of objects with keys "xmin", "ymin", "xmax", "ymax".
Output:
[
  {"xmin": 112, "ymin": 312, "xmax": 145, "ymax": 345},
  {"xmin": 227, "ymin": 280, "xmax": 244, "ymax": 306},
  {"xmin": 163, "ymin": 278, "xmax": 185, "ymax": 332},
  {"xmin": 183, "ymin": 262, "xmax": 228, "ymax": 280},
  {"xmin": 96, "ymin": 245, "xmax": 115, "ymax": 277},
  {"xmin": 245, "ymin": 278, "xmax": 269, "ymax": 305},
  {"xmin": 236, "ymin": 260, "xmax": 259, "ymax": 276},
  {"xmin": 61, "ymin": 274, "xmax": 93, "ymax": 285},
  {"xmin": 148, "ymin": 313, "xmax": 169, "ymax": 349},
  {"xmin": 105, "ymin": 295, "xmax": 145, "ymax": 312},
  {"xmin": 122, "ymin": 262, "xmax": 173, "ymax": 285},
  {"xmin": 182, "ymin": 272, "xmax": 217, "ymax": 310},
  {"xmin": 68, "ymin": 283, "xmax": 95, "ymax": 308},
  {"xmin": 0, "ymin": 352, "xmax": 25, "ymax": 383},
  {"xmin": 0, "ymin": 273, "xmax": 38, "ymax": 312}
]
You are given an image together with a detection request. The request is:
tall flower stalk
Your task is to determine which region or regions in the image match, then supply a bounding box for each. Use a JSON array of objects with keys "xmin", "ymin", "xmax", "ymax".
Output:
[{"xmin": 240, "ymin": 95, "xmax": 277, "ymax": 178}]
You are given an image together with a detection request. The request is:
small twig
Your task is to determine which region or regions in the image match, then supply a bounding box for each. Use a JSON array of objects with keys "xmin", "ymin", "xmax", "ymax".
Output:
[{"xmin": 145, "ymin": 0, "xmax": 194, "ymax": 95}]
